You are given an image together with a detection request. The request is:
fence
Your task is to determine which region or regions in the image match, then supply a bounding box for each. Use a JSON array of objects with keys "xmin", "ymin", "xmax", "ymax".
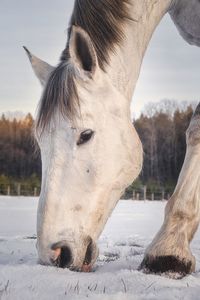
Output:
[
  {"xmin": 0, "ymin": 183, "xmax": 40, "ymax": 197},
  {"xmin": 132, "ymin": 186, "xmax": 171, "ymax": 201},
  {"xmin": 0, "ymin": 183, "xmax": 171, "ymax": 200}
]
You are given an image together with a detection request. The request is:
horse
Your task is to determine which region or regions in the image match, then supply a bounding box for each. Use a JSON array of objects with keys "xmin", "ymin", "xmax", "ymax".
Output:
[{"xmin": 24, "ymin": 0, "xmax": 200, "ymax": 275}]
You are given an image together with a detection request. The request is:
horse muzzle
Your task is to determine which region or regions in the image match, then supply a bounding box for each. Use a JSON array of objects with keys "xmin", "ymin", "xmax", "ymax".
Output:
[{"xmin": 40, "ymin": 236, "xmax": 99, "ymax": 272}]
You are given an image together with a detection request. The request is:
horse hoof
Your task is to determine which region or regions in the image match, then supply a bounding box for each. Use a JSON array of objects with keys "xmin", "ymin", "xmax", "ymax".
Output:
[{"xmin": 140, "ymin": 255, "xmax": 194, "ymax": 277}]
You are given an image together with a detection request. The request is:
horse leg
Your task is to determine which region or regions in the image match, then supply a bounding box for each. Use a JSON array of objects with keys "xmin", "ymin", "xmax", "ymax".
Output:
[{"xmin": 141, "ymin": 103, "xmax": 200, "ymax": 276}]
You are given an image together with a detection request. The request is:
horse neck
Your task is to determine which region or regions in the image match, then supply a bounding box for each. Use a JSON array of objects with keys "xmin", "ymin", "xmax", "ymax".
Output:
[{"xmin": 106, "ymin": 0, "xmax": 173, "ymax": 102}]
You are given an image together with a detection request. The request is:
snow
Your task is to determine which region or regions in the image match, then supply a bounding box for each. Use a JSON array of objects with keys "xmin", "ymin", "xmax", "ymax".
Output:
[{"xmin": 1, "ymin": 197, "xmax": 200, "ymax": 299}]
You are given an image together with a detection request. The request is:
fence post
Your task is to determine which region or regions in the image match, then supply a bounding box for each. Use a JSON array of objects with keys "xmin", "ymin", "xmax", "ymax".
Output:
[
  {"xmin": 7, "ymin": 185, "xmax": 10, "ymax": 196},
  {"xmin": 143, "ymin": 185, "xmax": 147, "ymax": 201},
  {"xmin": 162, "ymin": 189, "xmax": 165, "ymax": 201},
  {"xmin": 34, "ymin": 187, "xmax": 37, "ymax": 197},
  {"xmin": 132, "ymin": 190, "xmax": 135, "ymax": 200},
  {"xmin": 17, "ymin": 184, "xmax": 21, "ymax": 196},
  {"xmin": 136, "ymin": 193, "xmax": 139, "ymax": 200},
  {"xmin": 151, "ymin": 193, "xmax": 154, "ymax": 201}
]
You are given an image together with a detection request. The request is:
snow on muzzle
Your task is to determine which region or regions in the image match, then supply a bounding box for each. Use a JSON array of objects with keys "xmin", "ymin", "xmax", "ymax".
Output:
[{"xmin": 50, "ymin": 237, "xmax": 98, "ymax": 272}]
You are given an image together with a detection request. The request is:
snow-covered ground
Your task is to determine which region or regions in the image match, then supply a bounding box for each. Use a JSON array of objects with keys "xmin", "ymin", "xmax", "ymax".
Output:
[{"xmin": 1, "ymin": 197, "xmax": 200, "ymax": 299}]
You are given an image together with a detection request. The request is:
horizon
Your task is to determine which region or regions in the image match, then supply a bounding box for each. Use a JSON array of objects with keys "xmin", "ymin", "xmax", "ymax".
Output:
[{"xmin": 1, "ymin": 98, "xmax": 197, "ymax": 122}]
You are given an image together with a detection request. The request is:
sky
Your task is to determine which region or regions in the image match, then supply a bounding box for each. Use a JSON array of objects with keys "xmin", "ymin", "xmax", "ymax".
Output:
[{"xmin": 0, "ymin": 0, "xmax": 200, "ymax": 118}]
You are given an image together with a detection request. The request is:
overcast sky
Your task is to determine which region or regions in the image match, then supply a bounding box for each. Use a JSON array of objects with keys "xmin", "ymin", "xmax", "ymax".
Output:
[{"xmin": 0, "ymin": 0, "xmax": 200, "ymax": 118}]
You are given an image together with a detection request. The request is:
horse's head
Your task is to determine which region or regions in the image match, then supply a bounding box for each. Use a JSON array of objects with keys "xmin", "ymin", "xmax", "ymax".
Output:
[{"xmin": 25, "ymin": 26, "xmax": 142, "ymax": 270}]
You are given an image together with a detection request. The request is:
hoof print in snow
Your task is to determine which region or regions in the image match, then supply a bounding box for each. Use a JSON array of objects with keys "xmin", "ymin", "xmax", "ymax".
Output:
[
  {"xmin": 140, "ymin": 255, "xmax": 193, "ymax": 278},
  {"xmin": 128, "ymin": 242, "xmax": 143, "ymax": 248},
  {"xmin": 23, "ymin": 235, "xmax": 37, "ymax": 240},
  {"xmin": 115, "ymin": 241, "xmax": 143, "ymax": 248},
  {"xmin": 98, "ymin": 252, "xmax": 120, "ymax": 263},
  {"xmin": 104, "ymin": 252, "xmax": 120, "ymax": 262},
  {"xmin": 115, "ymin": 242, "xmax": 127, "ymax": 247}
]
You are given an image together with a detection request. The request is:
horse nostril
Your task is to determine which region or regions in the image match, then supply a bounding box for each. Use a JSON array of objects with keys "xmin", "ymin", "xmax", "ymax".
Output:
[
  {"xmin": 58, "ymin": 246, "xmax": 72, "ymax": 268},
  {"xmin": 84, "ymin": 240, "xmax": 93, "ymax": 265},
  {"xmin": 52, "ymin": 243, "xmax": 72, "ymax": 268}
]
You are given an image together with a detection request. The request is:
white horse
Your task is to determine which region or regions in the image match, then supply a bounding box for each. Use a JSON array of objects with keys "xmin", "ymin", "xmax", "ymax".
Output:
[{"xmin": 24, "ymin": 0, "xmax": 200, "ymax": 275}]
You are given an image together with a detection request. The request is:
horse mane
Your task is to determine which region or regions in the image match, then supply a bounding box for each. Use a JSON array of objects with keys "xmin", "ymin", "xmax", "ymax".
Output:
[
  {"xmin": 36, "ymin": 0, "xmax": 131, "ymax": 131},
  {"xmin": 61, "ymin": 0, "xmax": 131, "ymax": 69},
  {"xmin": 36, "ymin": 62, "xmax": 79, "ymax": 131}
]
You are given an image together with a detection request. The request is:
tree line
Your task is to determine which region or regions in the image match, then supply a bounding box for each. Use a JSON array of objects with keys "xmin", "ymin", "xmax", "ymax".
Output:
[
  {"xmin": 134, "ymin": 100, "xmax": 194, "ymax": 193},
  {"xmin": 0, "ymin": 100, "xmax": 196, "ymax": 196},
  {"xmin": 0, "ymin": 113, "xmax": 41, "ymax": 190}
]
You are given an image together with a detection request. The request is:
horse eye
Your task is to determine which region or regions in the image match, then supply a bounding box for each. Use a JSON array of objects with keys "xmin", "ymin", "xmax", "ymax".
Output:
[{"xmin": 77, "ymin": 129, "xmax": 94, "ymax": 146}]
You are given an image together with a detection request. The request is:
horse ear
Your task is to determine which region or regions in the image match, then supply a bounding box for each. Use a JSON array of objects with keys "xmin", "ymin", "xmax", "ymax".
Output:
[
  {"xmin": 69, "ymin": 26, "xmax": 98, "ymax": 77},
  {"xmin": 23, "ymin": 46, "xmax": 54, "ymax": 86}
]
